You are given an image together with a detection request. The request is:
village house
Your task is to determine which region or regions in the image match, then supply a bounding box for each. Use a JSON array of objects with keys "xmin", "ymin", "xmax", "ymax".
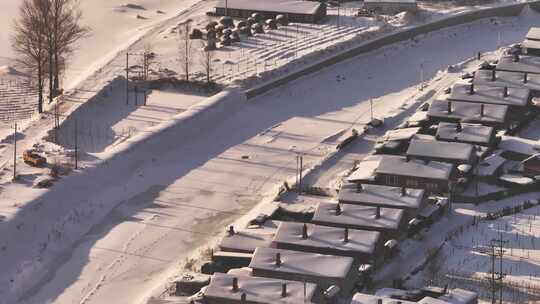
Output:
[
  {"xmin": 406, "ymin": 139, "xmax": 476, "ymax": 165},
  {"xmin": 348, "ymin": 154, "xmax": 454, "ymax": 193},
  {"xmin": 272, "ymin": 222, "xmax": 381, "ymax": 263},
  {"xmin": 375, "ymin": 127, "xmax": 422, "ymax": 154},
  {"xmin": 522, "ymin": 28, "xmax": 540, "ymax": 57},
  {"xmin": 477, "ymin": 151, "xmax": 507, "ymax": 182},
  {"xmin": 363, "ymin": 0, "xmax": 418, "ymax": 14},
  {"xmin": 473, "ymin": 69, "xmax": 540, "ymax": 95},
  {"xmin": 312, "ymin": 202, "xmax": 405, "ymax": 240},
  {"xmin": 249, "ymin": 247, "xmax": 356, "ymax": 294},
  {"xmin": 447, "ymin": 83, "xmax": 531, "ymax": 109},
  {"xmin": 427, "ymin": 99, "xmax": 508, "ymax": 128},
  {"xmin": 338, "ymin": 183, "xmax": 425, "ymax": 214},
  {"xmin": 499, "ymin": 135, "xmax": 540, "ymax": 160},
  {"xmin": 203, "ymin": 272, "xmax": 321, "ymax": 304},
  {"xmin": 435, "ymin": 122, "xmax": 496, "ymax": 146},
  {"xmin": 496, "ymin": 54, "xmax": 540, "ymax": 75},
  {"xmin": 214, "ymin": 0, "xmax": 327, "ymax": 23}
]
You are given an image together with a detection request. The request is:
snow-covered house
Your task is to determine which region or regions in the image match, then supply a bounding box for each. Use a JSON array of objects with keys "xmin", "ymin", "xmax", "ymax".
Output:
[
  {"xmin": 338, "ymin": 183, "xmax": 425, "ymax": 214},
  {"xmin": 219, "ymin": 228, "xmax": 274, "ymax": 254},
  {"xmin": 448, "ymin": 83, "xmax": 531, "ymax": 109},
  {"xmin": 473, "ymin": 69, "xmax": 540, "ymax": 95},
  {"xmin": 249, "ymin": 247, "xmax": 356, "ymax": 293},
  {"xmin": 521, "ymin": 153, "xmax": 540, "ymax": 177},
  {"xmin": 214, "ymin": 0, "xmax": 327, "ymax": 23},
  {"xmin": 348, "ymin": 155, "xmax": 454, "ymax": 193},
  {"xmin": 427, "ymin": 99, "xmax": 508, "ymax": 128},
  {"xmin": 496, "ymin": 54, "xmax": 540, "ymax": 75},
  {"xmin": 363, "ymin": 0, "xmax": 417, "ymax": 14},
  {"xmin": 406, "ymin": 139, "xmax": 476, "ymax": 165},
  {"xmin": 203, "ymin": 272, "xmax": 321, "ymax": 304},
  {"xmin": 272, "ymin": 222, "xmax": 381, "ymax": 263},
  {"xmin": 435, "ymin": 122, "xmax": 496, "ymax": 146},
  {"xmin": 522, "ymin": 28, "xmax": 540, "ymax": 57},
  {"xmin": 499, "ymin": 135, "xmax": 540, "ymax": 160},
  {"xmin": 312, "ymin": 202, "xmax": 405, "ymax": 239}
]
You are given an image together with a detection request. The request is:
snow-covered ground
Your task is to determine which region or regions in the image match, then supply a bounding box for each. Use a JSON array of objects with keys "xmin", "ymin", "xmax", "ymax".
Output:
[{"xmin": 0, "ymin": 8, "xmax": 539, "ymax": 304}]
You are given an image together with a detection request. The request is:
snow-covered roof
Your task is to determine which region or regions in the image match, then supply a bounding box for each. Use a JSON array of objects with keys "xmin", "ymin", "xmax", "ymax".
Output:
[
  {"xmin": 406, "ymin": 139, "xmax": 474, "ymax": 163},
  {"xmin": 215, "ymin": 0, "xmax": 323, "ymax": 15},
  {"xmin": 478, "ymin": 151, "xmax": 506, "ymax": 177},
  {"xmin": 351, "ymin": 293, "xmax": 416, "ymax": 304},
  {"xmin": 428, "ymin": 99, "xmax": 508, "ymax": 124},
  {"xmin": 419, "ymin": 297, "xmax": 451, "ymax": 304},
  {"xmin": 436, "ymin": 122, "xmax": 494, "ymax": 145},
  {"xmin": 380, "ymin": 127, "xmax": 421, "ymax": 142},
  {"xmin": 273, "ymin": 222, "xmax": 380, "ymax": 255},
  {"xmin": 496, "ymin": 54, "xmax": 540, "ymax": 75},
  {"xmin": 377, "ymin": 155, "xmax": 454, "ymax": 180},
  {"xmin": 204, "ymin": 273, "xmax": 317, "ymax": 304},
  {"xmin": 249, "ymin": 247, "xmax": 354, "ymax": 279},
  {"xmin": 219, "ymin": 230, "xmax": 274, "ymax": 253},
  {"xmin": 408, "ymin": 111, "xmax": 429, "ymax": 124},
  {"xmin": 312, "ymin": 202, "xmax": 404, "ymax": 231},
  {"xmin": 338, "ymin": 183, "xmax": 424, "ymax": 210},
  {"xmin": 473, "ymin": 69, "xmax": 540, "ymax": 92},
  {"xmin": 499, "ymin": 135, "xmax": 540, "ymax": 156},
  {"xmin": 413, "ymin": 134, "xmax": 436, "ymax": 141},
  {"xmin": 526, "ymin": 27, "xmax": 540, "ymax": 41},
  {"xmin": 347, "ymin": 154, "xmax": 383, "ymax": 182},
  {"xmin": 364, "ymin": 0, "xmax": 417, "ymax": 3},
  {"xmin": 523, "ymin": 39, "xmax": 540, "ymax": 51},
  {"xmin": 448, "ymin": 83, "xmax": 530, "ymax": 107},
  {"xmin": 438, "ymin": 288, "xmax": 478, "ymax": 304}
]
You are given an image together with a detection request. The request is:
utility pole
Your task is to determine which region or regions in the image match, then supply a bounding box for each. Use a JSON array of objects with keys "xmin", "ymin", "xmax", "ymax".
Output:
[
  {"xmin": 126, "ymin": 52, "xmax": 129, "ymax": 105},
  {"xmin": 370, "ymin": 98, "xmax": 374, "ymax": 122},
  {"xmin": 487, "ymin": 233, "xmax": 507, "ymax": 304},
  {"xmin": 13, "ymin": 122, "xmax": 17, "ymax": 180},
  {"xmin": 74, "ymin": 120, "xmax": 78, "ymax": 169}
]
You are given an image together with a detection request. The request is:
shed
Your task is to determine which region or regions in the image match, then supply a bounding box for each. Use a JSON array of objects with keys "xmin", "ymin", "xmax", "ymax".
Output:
[
  {"xmin": 406, "ymin": 139, "xmax": 476, "ymax": 165},
  {"xmin": 249, "ymin": 247, "xmax": 356, "ymax": 293},
  {"xmin": 272, "ymin": 222, "xmax": 381, "ymax": 262},
  {"xmin": 312, "ymin": 202, "xmax": 405, "ymax": 239},
  {"xmin": 204, "ymin": 272, "xmax": 320, "ymax": 304},
  {"xmin": 427, "ymin": 99, "xmax": 508, "ymax": 127},
  {"xmin": 338, "ymin": 183, "xmax": 425, "ymax": 210},
  {"xmin": 435, "ymin": 122, "xmax": 495, "ymax": 146}
]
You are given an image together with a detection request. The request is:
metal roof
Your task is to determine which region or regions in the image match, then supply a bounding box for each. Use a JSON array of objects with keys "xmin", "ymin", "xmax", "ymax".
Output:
[
  {"xmin": 448, "ymin": 83, "xmax": 530, "ymax": 107},
  {"xmin": 339, "ymin": 183, "xmax": 424, "ymax": 209},
  {"xmin": 428, "ymin": 99, "xmax": 508, "ymax": 124},
  {"xmin": 436, "ymin": 122, "xmax": 494, "ymax": 145},
  {"xmin": 473, "ymin": 69, "xmax": 540, "ymax": 92},
  {"xmin": 406, "ymin": 139, "xmax": 474, "ymax": 162}
]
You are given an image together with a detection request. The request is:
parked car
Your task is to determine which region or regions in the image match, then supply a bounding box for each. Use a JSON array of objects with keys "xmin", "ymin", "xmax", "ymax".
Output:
[{"xmin": 23, "ymin": 150, "xmax": 46, "ymax": 166}]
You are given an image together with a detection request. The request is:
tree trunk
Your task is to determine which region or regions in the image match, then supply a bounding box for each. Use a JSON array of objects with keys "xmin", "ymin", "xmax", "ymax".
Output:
[
  {"xmin": 38, "ymin": 62, "xmax": 43, "ymax": 113},
  {"xmin": 53, "ymin": 51, "xmax": 59, "ymax": 93},
  {"xmin": 48, "ymin": 46, "xmax": 53, "ymax": 103}
]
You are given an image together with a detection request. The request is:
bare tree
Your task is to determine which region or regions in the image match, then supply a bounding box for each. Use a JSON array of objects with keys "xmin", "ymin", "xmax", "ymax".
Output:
[
  {"xmin": 200, "ymin": 40, "xmax": 214, "ymax": 85},
  {"xmin": 11, "ymin": 0, "xmax": 49, "ymax": 113},
  {"xmin": 178, "ymin": 20, "xmax": 193, "ymax": 82},
  {"xmin": 50, "ymin": 0, "xmax": 90, "ymax": 97}
]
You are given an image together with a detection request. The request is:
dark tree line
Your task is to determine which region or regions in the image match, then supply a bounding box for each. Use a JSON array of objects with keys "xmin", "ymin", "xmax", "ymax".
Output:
[{"xmin": 11, "ymin": 0, "xmax": 90, "ymax": 113}]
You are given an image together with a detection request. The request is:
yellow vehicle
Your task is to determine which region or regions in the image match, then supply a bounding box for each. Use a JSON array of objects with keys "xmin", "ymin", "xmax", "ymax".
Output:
[{"xmin": 23, "ymin": 150, "xmax": 46, "ymax": 167}]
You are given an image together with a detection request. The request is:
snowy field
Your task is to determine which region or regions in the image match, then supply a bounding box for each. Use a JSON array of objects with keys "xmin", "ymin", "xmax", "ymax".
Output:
[{"xmin": 0, "ymin": 8, "xmax": 539, "ymax": 304}]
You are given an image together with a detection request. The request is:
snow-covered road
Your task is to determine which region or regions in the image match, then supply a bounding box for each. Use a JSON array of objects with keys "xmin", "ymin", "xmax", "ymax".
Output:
[{"xmin": 5, "ymin": 10, "xmax": 540, "ymax": 304}]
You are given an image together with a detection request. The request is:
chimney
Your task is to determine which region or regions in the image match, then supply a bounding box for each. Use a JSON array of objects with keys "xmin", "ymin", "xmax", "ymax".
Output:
[
  {"xmin": 513, "ymin": 53, "xmax": 520, "ymax": 62},
  {"xmin": 228, "ymin": 225, "xmax": 235, "ymax": 236},
  {"xmin": 503, "ymin": 86, "xmax": 508, "ymax": 97},
  {"xmin": 375, "ymin": 206, "xmax": 381, "ymax": 219},
  {"xmin": 377, "ymin": 299, "xmax": 383, "ymax": 304},
  {"xmin": 456, "ymin": 122, "xmax": 462, "ymax": 132},
  {"xmin": 357, "ymin": 183, "xmax": 363, "ymax": 192},
  {"xmin": 232, "ymin": 277, "xmax": 239, "ymax": 292},
  {"xmin": 400, "ymin": 187, "xmax": 407, "ymax": 196},
  {"xmin": 241, "ymin": 293, "xmax": 247, "ymax": 302},
  {"xmin": 524, "ymin": 72, "xmax": 528, "ymax": 83},
  {"xmin": 344, "ymin": 228, "xmax": 349, "ymax": 243},
  {"xmin": 302, "ymin": 223, "xmax": 308, "ymax": 239},
  {"xmin": 275, "ymin": 253, "xmax": 281, "ymax": 267},
  {"xmin": 335, "ymin": 204, "xmax": 342, "ymax": 216},
  {"xmin": 447, "ymin": 101, "xmax": 452, "ymax": 114},
  {"xmin": 491, "ymin": 69, "xmax": 496, "ymax": 81},
  {"xmin": 281, "ymin": 283, "xmax": 287, "ymax": 298},
  {"xmin": 480, "ymin": 103, "xmax": 485, "ymax": 117},
  {"xmin": 468, "ymin": 83, "xmax": 474, "ymax": 95}
]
